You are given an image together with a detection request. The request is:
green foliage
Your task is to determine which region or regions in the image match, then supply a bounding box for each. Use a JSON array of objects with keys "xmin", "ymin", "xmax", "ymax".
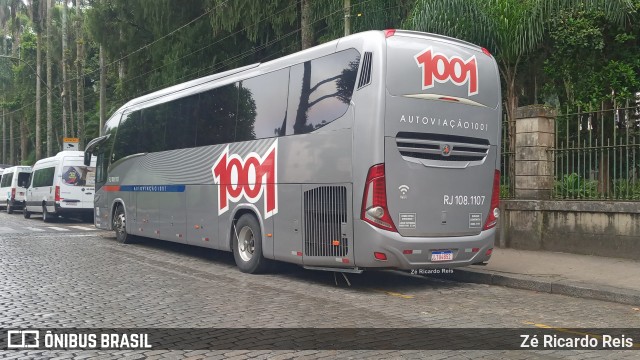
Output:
[
  {"xmin": 554, "ymin": 173, "xmax": 599, "ymax": 199},
  {"xmin": 544, "ymin": 3, "xmax": 640, "ymax": 108},
  {"xmin": 499, "ymin": 184, "xmax": 512, "ymax": 199},
  {"xmin": 612, "ymin": 179, "xmax": 640, "ymax": 200}
]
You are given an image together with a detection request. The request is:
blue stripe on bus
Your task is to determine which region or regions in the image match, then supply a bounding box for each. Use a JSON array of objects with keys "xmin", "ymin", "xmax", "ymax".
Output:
[{"xmin": 118, "ymin": 185, "xmax": 186, "ymax": 192}]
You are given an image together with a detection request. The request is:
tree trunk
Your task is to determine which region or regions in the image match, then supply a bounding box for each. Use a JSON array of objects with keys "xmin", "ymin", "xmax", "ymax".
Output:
[
  {"xmin": 61, "ymin": 0, "xmax": 68, "ymax": 138},
  {"xmin": 20, "ymin": 114, "xmax": 27, "ymax": 164},
  {"xmin": 9, "ymin": 115, "xmax": 14, "ymax": 165},
  {"xmin": 11, "ymin": 0, "xmax": 19, "ymax": 164},
  {"xmin": 118, "ymin": 27, "xmax": 125, "ymax": 79},
  {"xmin": 300, "ymin": 0, "xmax": 313, "ymax": 50},
  {"xmin": 36, "ymin": 28, "xmax": 42, "ymax": 160},
  {"xmin": 99, "ymin": 44, "xmax": 106, "ymax": 135},
  {"xmin": 503, "ymin": 65, "xmax": 518, "ymax": 195},
  {"xmin": 344, "ymin": 0, "xmax": 350, "ymax": 36},
  {"xmin": 1, "ymin": 108, "xmax": 4, "ymax": 164},
  {"xmin": 76, "ymin": 0, "xmax": 85, "ymax": 148},
  {"xmin": 46, "ymin": 0, "xmax": 53, "ymax": 156},
  {"xmin": 69, "ymin": 82, "xmax": 74, "ymax": 137}
]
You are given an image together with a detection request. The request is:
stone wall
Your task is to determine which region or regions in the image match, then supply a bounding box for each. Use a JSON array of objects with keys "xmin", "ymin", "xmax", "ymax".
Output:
[{"xmin": 498, "ymin": 200, "xmax": 640, "ymax": 260}]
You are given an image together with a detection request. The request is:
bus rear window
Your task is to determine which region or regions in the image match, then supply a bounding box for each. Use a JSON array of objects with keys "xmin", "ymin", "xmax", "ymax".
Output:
[{"xmin": 62, "ymin": 166, "xmax": 95, "ymax": 187}]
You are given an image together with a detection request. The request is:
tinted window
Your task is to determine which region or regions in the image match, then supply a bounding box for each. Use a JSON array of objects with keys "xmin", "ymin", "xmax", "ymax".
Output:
[
  {"xmin": 17, "ymin": 172, "xmax": 30, "ymax": 188},
  {"xmin": 111, "ymin": 112, "xmax": 141, "ymax": 163},
  {"xmin": 140, "ymin": 106, "xmax": 166, "ymax": 153},
  {"xmin": 287, "ymin": 49, "xmax": 360, "ymax": 135},
  {"xmin": 195, "ymin": 83, "xmax": 239, "ymax": 146},
  {"xmin": 165, "ymin": 96, "xmax": 197, "ymax": 151},
  {"xmin": 237, "ymin": 68, "xmax": 289, "ymax": 141},
  {"xmin": 33, "ymin": 167, "xmax": 55, "ymax": 187},
  {"xmin": 1, "ymin": 173, "xmax": 13, "ymax": 187},
  {"xmin": 96, "ymin": 118, "xmax": 118, "ymax": 188}
]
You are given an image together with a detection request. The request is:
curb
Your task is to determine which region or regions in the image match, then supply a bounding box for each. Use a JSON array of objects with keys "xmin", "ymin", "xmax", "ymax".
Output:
[{"xmin": 431, "ymin": 268, "xmax": 640, "ymax": 306}]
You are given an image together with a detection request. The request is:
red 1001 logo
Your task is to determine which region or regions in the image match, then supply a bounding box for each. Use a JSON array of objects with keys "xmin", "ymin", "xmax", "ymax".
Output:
[
  {"xmin": 212, "ymin": 140, "xmax": 278, "ymax": 219},
  {"xmin": 414, "ymin": 47, "xmax": 478, "ymax": 96}
]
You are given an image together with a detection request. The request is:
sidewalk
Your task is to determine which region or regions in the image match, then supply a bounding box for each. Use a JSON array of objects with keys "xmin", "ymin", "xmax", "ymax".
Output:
[{"xmin": 436, "ymin": 248, "xmax": 640, "ymax": 306}]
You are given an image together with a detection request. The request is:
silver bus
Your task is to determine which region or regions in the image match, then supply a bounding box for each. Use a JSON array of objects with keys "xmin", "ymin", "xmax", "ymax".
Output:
[{"xmin": 84, "ymin": 29, "xmax": 501, "ymax": 274}]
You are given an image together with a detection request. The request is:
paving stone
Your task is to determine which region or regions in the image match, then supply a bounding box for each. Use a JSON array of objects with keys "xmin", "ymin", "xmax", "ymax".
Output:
[{"xmin": 0, "ymin": 211, "xmax": 638, "ymax": 359}]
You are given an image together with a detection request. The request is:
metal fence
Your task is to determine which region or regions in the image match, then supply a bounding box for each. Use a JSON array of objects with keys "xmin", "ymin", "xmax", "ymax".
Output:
[
  {"xmin": 551, "ymin": 99, "xmax": 640, "ymax": 200},
  {"xmin": 500, "ymin": 115, "xmax": 515, "ymax": 199},
  {"xmin": 499, "ymin": 96, "xmax": 640, "ymax": 201}
]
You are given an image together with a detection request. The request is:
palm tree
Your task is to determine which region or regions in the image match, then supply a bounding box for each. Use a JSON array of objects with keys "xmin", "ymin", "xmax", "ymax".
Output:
[
  {"xmin": 408, "ymin": 0, "xmax": 633, "ymax": 191},
  {"xmin": 409, "ymin": 0, "xmax": 632, "ymax": 124}
]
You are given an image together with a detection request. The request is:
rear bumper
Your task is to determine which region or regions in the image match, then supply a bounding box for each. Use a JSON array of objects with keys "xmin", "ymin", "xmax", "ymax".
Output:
[
  {"xmin": 8, "ymin": 199, "xmax": 25, "ymax": 209},
  {"xmin": 54, "ymin": 203, "xmax": 94, "ymax": 216},
  {"xmin": 353, "ymin": 220, "xmax": 495, "ymax": 270}
]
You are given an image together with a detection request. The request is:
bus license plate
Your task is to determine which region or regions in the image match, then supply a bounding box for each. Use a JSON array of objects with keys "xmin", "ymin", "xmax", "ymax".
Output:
[{"xmin": 431, "ymin": 251, "xmax": 453, "ymax": 262}]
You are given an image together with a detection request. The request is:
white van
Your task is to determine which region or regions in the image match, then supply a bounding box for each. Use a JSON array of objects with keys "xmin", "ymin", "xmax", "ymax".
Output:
[
  {"xmin": 24, "ymin": 151, "xmax": 96, "ymax": 222},
  {"xmin": 0, "ymin": 166, "xmax": 32, "ymax": 213}
]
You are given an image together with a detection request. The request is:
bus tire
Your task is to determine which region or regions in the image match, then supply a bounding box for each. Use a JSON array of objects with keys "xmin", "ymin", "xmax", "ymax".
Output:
[
  {"xmin": 42, "ymin": 205, "xmax": 53, "ymax": 223},
  {"xmin": 6, "ymin": 201, "xmax": 12, "ymax": 214},
  {"xmin": 113, "ymin": 204, "xmax": 132, "ymax": 244},
  {"xmin": 233, "ymin": 214, "xmax": 269, "ymax": 274},
  {"xmin": 23, "ymin": 207, "xmax": 31, "ymax": 219}
]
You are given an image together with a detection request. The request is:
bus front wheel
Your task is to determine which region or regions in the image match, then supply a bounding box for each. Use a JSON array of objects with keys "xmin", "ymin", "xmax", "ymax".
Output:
[{"xmin": 233, "ymin": 214, "xmax": 269, "ymax": 274}]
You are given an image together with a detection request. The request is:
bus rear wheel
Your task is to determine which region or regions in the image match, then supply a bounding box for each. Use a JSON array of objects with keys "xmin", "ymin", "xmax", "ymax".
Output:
[
  {"xmin": 113, "ymin": 205, "xmax": 132, "ymax": 244},
  {"xmin": 233, "ymin": 214, "xmax": 269, "ymax": 274},
  {"xmin": 6, "ymin": 201, "xmax": 13, "ymax": 214}
]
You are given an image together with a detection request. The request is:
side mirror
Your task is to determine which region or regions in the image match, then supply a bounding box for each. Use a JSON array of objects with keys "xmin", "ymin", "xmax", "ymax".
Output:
[
  {"xmin": 84, "ymin": 151, "xmax": 92, "ymax": 166},
  {"xmin": 84, "ymin": 134, "xmax": 111, "ymax": 166}
]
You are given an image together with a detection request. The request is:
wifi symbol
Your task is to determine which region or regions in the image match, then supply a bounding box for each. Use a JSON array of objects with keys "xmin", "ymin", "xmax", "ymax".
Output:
[{"xmin": 399, "ymin": 185, "xmax": 410, "ymax": 195}]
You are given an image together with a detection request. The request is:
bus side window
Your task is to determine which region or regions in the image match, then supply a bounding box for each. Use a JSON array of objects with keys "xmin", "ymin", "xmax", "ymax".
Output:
[
  {"xmin": 164, "ymin": 95, "xmax": 197, "ymax": 151},
  {"xmin": 195, "ymin": 83, "xmax": 239, "ymax": 147},
  {"xmin": 286, "ymin": 49, "xmax": 360, "ymax": 135},
  {"xmin": 111, "ymin": 112, "xmax": 141, "ymax": 163},
  {"xmin": 237, "ymin": 68, "xmax": 289, "ymax": 141}
]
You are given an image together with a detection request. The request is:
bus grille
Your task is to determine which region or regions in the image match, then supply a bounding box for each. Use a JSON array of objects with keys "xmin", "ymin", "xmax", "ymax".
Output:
[
  {"xmin": 303, "ymin": 186, "xmax": 348, "ymax": 257},
  {"xmin": 396, "ymin": 132, "xmax": 490, "ymax": 162}
]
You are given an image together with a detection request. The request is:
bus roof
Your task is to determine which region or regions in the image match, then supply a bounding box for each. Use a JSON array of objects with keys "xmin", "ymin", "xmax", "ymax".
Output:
[{"xmin": 113, "ymin": 30, "xmax": 488, "ymax": 117}]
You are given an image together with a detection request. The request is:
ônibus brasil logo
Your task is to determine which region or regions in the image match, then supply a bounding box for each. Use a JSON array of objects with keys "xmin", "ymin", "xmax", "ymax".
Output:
[
  {"xmin": 212, "ymin": 140, "xmax": 278, "ymax": 219},
  {"xmin": 414, "ymin": 47, "xmax": 478, "ymax": 96}
]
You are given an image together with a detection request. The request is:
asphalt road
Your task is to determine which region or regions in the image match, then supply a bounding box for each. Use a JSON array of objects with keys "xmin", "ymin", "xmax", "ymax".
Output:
[{"xmin": 0, "ymin": 210, "xmax": 638, "ymax": 359}]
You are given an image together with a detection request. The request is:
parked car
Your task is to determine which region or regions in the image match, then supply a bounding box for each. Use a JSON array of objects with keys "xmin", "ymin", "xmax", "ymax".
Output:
[
  {"xmin": 24, "ymin": 151, "xmax": 96, "ymax": 222},
  {"xmin": 0, "ymin": 166, "xmax": 32, "ymax": 213}
]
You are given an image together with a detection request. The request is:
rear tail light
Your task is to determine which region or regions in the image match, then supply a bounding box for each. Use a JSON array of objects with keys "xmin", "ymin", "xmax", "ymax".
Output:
[
  {"xmin": 384, "ymin": 29, "xmax": 396, "ymax": 38},
  {"xmin": 55, "ymin": 185, "xmax": 61, "ymax": 202},
  {"xmin": 361, "ymin": 164, "xmax": 397, "ymax": 232},
  {"xmin": 483, "ymin": 170, "xmax": 500, "ymax": 230},
  {"xmin": 10, "ymin": 188, "xmax": 15, "ymax": 200},
  {"xmin": 374, "ymin": 252, "xmax": 387, "ymax": 261}
]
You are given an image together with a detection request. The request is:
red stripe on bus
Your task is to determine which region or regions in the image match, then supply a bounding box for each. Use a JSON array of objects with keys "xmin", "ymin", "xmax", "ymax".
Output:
[{"xmin": 103, "ymin": 185, "xmax": 121, "ymax": 192}]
